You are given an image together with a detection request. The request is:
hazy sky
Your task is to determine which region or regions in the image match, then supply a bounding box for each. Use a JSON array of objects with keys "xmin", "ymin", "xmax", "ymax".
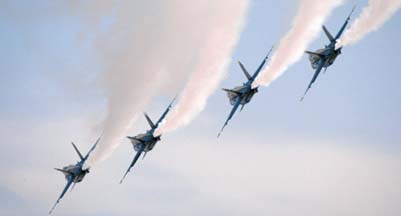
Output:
[{"xmin": 0, "ymin": 0, "xmax": 400, "ymax": 216}]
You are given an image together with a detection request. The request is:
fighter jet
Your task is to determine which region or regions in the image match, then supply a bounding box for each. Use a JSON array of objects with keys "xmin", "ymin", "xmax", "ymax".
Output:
[
  {"xmin": 120, "ymin": 97, "xmax": 175, "ymax": 183},
  {"xmin": 301, "ymin": 7, "xmax": 355, "ymax": 101},
  {"xmin": 49, "ymin": 136, "xmax": 101, "ymax": 214},
  {"xmin": 218, "ymin": 47, "xmax": 273, "ymax": 137}
]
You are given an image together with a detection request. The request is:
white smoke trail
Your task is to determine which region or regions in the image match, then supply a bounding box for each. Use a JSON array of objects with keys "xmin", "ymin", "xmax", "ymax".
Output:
[
  {"xmin": 82, "ymin": 0, "xmax": 251, "ymax": 167},
  {"xmin": 154, "ymin": 1, "xmax": 250, "ymax": 135},
  {"xmin": 252, "ymin": 0, "xmax": 345, "ymax": 88},
  {"xmin": 336, "ymin": 0, "xmax": 401, "ymax": 48}
]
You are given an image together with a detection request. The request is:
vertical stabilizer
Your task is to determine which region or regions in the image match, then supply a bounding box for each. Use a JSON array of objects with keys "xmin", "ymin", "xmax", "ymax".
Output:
[
  {"xmin": 71, "ymin": 142, "xmax": 84, "ymax": 161},
  {"xmin": 144, "ymin": 113, "xmax": 155, "ymax": 129},
  {"xmin": 238, "ymin": 61, "xmax": 251, "ymax": 80},
  {"xmin": 322, "ymin": 25, "xmax": 335, "ymax": 43}
]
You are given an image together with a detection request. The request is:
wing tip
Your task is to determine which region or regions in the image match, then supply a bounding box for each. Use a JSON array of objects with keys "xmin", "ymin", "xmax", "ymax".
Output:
[
  {"xmin": 217, "ymin": 122, "xmax": 228, "ymax": 138},
  {"xmin": 49, "ymin": 200, "xmax": 59, "ymax": 215},
  {"xmin": 300, "ymin": 86, "xmax": 311, "ymax": 102},
  {"xmin": 119, "ymin": 172, "xmax": 129, "ymax": 184},
  {"xmin": 266, "ymin": 45, "xmax": 274, "ymax": 58},
  {"xmin": 349, "ymin": 5, "xmax": 356, "ymax": 19}
]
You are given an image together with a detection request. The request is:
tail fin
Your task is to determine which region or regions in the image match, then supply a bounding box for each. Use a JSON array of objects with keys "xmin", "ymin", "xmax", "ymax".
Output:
[
  {"xmin": 71, "ymin": 142, "xmax": 84, "ymax": 161},
  {"xmin": 322, "ymin": 25, "xmax": 335, "ymax": 43},
  {"xmin": 238, "ymin": 61, "xmax": 251, "ymax": 80},
  {"xmin": 144, "ymin": 113, "xmax": 155, "ymax": 129}
]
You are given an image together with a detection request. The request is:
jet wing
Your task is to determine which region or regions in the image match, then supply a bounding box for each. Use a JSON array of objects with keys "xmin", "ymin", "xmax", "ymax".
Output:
[
  {"xmin": 251, "ymin": 46, "xmax": 273, "ymax": 82},
  {"xmin": 82, "ymin": 135, "xmax": 101, "ymax": 163},
  {"xmin": 301, "ymin": 59, "xmax": 325, "ymax": 101},
  {"xmin": 217, "ymin": 97, "xmax": 241, "ymax": 137},
  {"xmin": 119, "ymin": 145, "xmax": 144, "ymax": 184},
  {"xmin": 154, "ymin": 96, "xmax": 176, "ymax": 129},
  {"xmin": 49, "ymin": 176, "xmax": 74, "ymax": 214},
  {"xmin": 335, "ymin": 6, "xmax": 355, "ymax": 40}
]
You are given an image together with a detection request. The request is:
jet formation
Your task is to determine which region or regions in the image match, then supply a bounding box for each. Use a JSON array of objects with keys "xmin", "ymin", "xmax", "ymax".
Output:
[
  {"xmin": 301, "ymin": 7, "xmax": 355, "ymax": 101},
  {"xmin": 49, "ymin": 6, "xmax": 364, "ymax": 214},
  {"xmin": 218, "ymin": 47, "xmax": 273, "ymax": 137},
  {"xmin": 49, "ymin": 99, "xmax": 175, "ymax": 213},
  {"xmin": 49, "ymin": 136, "xmax": 101, "ymax": 214}
]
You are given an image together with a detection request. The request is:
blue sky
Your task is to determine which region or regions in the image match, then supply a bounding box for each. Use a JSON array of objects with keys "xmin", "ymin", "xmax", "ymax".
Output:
[{"xmin": 0, "ymin": 0, "xmax": 400, "ymax": 215}]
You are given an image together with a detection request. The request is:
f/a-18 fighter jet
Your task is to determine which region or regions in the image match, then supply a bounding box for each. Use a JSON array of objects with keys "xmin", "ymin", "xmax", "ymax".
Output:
[
  {"xmin": 301, "ymin": 7, "xmax": 355, "ymax": 101},
  {"xmin": 49, "ymin": 136, "xmax": 101, "ymax": 214},
  {"xmin": 218, "ymin": 47, "xmax": 273, "ymax": 137},
  {"xmin": 120, "ymin": 98, "xmax": 175, "ymax": 184}
]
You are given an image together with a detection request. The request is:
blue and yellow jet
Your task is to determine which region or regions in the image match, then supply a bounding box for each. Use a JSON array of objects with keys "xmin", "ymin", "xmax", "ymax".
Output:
[
  {"xmin": 301, "ymin": 7, "xmax": 356, "ymax": 101},
  {"xmin": 218, "ymin": 47, "xmax": 273, "ymax": 137}
]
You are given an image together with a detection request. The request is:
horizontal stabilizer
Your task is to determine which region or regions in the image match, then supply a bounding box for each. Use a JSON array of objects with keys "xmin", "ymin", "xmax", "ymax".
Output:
[
  {"xmin": 127, "ymin": 136, "xmax": 143, "ymax": 143},
  {"xmin": 305, "ymin": 50, "xmax": 323, "ymax": 58},
  {"xmin": 222, "ymin": 88, "xmax": 241, "ymax": 95},
  {"xmin": 54, "ymin": 168, "xmax": 73, "ymax": 176}
]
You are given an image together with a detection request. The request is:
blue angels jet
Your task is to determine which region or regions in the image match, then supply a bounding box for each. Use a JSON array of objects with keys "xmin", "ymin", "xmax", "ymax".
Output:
[
  {"xmin": 218, "ymin": 47, "xmax": 273, "ymax": 137},
  {"xmin": 120, "ymin": 98, "xmax": 175, "ymax": 183},
  {"xmin": 49, "ymin": 136, "xmax": 101, "ymax": 214},
  {"xmin": 301, "ymin": 7, "xmax": 355, "ymax": 101}
]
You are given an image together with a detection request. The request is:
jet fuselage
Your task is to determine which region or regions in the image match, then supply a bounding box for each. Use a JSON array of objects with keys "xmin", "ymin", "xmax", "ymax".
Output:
[
  {"xmin": 309, "ymin": 46, "xmax": 342, "ymax": 70},
  {"xmin": 227, "ymin": 84, "xmax": 258, "ymax": 106},
  {"xmin": 62, "ymin": 164, "xmax": 89, "ymax": 183},
  {"xmin": 130, "ymin": 132, "xmax": 161, "ymax": 153}
]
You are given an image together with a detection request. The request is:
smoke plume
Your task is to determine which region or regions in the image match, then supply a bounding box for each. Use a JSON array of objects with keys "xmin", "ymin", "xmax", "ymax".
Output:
[
  {"xmin": 337, "ymin": 0, "xmax": 401, "ymax": 48},
  {"xmin": 83, "ymin": 0, "xmax": 250, "ymax": 167},
  {"xmin": 252, "ymin": 0, "xmax": 345, "ymax": 88},
  {"xmin": 154, "ymin": 1, "xmax": 250, "ymax": 135}
]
